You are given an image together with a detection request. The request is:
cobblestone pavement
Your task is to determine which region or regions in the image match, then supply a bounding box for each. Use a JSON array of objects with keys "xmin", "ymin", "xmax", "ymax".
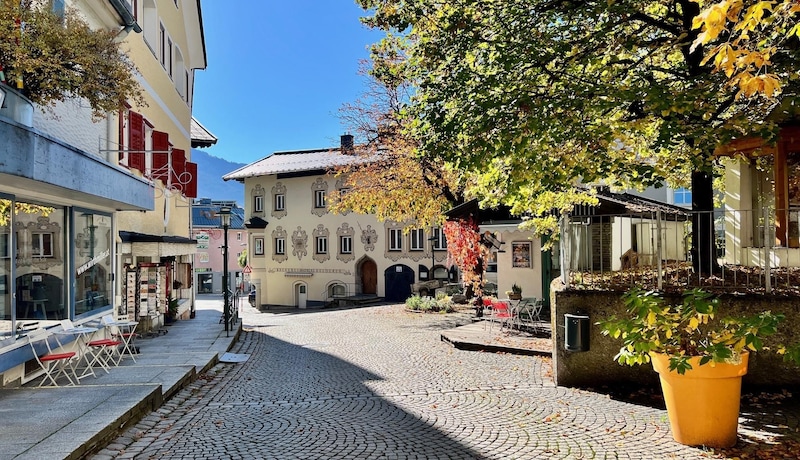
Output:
[{"xmin": 90, "ymin": 304, "xmax": 753, "ymax": 460}]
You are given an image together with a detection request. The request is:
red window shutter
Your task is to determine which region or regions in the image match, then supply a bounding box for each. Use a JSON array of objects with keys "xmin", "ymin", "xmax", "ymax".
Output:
[
  {"xmin": 171, "ymin": 148, "xmax": 186, "ymax": 190},
  {"xmin": 151, "ymin": 131, "xmax": 170, "ymax": 183},
  {"xmin": 184, "ymin": 162, "xmax": 198, "ymax": 198},
  {"xmin": 128, "ymin": 111, "xmax": 145, "ymax": 172}
]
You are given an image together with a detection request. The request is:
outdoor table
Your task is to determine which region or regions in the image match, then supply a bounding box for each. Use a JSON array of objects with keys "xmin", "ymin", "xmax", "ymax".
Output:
[
  {"xmin": 53, "ymin": 326, "xmax": 99, "ymax": 380},
  {"xmin": 105, "ymin": 320, "xmax": 139, "ymax": 363}
]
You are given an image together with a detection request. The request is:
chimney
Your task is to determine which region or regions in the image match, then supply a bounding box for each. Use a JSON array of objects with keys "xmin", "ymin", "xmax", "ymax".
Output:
[{"xmin": 340, "ymin": 133, "xmax": 354, "ymax": 153}]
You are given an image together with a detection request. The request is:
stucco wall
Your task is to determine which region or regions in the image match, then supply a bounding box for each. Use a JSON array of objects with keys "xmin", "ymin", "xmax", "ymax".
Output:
[{"xmin": 552, "ymin": 282, "xmax": 800, "ymax": 388}]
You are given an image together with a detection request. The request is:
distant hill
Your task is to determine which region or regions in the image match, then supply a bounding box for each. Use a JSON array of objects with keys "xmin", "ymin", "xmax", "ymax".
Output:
[{"xmin": 191, "ymin": 149, "xmax": 246, "ymax": 205}]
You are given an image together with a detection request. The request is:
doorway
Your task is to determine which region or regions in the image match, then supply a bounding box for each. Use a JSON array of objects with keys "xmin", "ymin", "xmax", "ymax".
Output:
[
  {"xmin": 295, "ymin": 283, "xmax": 307, "ymax": 309},
  {"xmin": 360, "ymin": 259, "xmax": 377, "ymax": 295},
  {"xmin": 384, "ymin": 264, "xmax": 413, "ymax": 302}
]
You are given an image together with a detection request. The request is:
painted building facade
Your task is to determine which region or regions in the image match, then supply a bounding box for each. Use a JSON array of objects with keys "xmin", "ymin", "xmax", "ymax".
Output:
[
  {"xmin": 191, "ymin": 200, "xmax": 246, "ymax": 295},
  {"xmin": 223, "ymin": 137, "xmax": 452, "ymax": 309}
]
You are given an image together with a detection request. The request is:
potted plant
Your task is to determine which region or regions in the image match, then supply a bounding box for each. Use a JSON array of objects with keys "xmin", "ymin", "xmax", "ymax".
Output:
[
  {"xmin": 506, "ymin": 283, "xmax": 522, "ymax": 300},
  {"xmin": 599, "ymin": 287, "xmax": 798, "ymax": 448},
  {"xmin": 166, "ymin": 296, "xmax": 179, "ymax": 324}
]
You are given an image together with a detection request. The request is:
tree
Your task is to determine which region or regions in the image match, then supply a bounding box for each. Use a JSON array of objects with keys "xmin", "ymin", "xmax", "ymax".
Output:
[
  {"xmin": 693, "ymin": 0, "xmax": 800, "ymax": 98},
  {"xmin": 237, "ymin": 248, "xmax": 248, "ymax": 269},
  {"xmin": 0, "ymin": 1, "xmax": 142, "ymax": 117},
  {"xmin": 330, "ymin": 58, "xmax": 462, "ymax": 231},
  {"xmin": 357, "ymin": 0, "xmax": 800, "ymax": 274}
]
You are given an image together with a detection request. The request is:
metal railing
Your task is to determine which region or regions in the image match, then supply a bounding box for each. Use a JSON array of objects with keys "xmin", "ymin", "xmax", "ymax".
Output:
[{"xmin": 561, "ymin": 208, "xmax": 800, "ymax": 295}]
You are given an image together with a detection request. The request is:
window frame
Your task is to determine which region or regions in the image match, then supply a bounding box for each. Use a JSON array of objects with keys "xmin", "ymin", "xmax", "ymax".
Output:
[
  {"xmin": 409, "ymin": 228, "xmax": 425, "ymax": 251},
  {"xmin": 274, "ymin": 237, "xmax": 285, "ymax": 255},
  {"xmin": 314, "ymin": 189, "xmax": 327, "ymax": 209},
  {"xmin": 432, "ymin": 227, "xmax": 447, "ymax": 250},
  {"xmin": 389, "ymin": 228, "xmax": 403, "ymax": 251},
  {"xmin": 254, "ymin": 195, "xmax": 264, "ymax": 213},
  {"xmin": 274, "ymin": 193, "xmax": 285, "ymax": 211},
  {"xmin": 315, "ymin": 236, "xmax": 328, "ymax": 255},
  {"xmin": 339, "ymin": 235, "xmax": 352, "ymax": 254},
  {"xmin": 32, "ymin": 232, "xmax": 54, "ymax": 258},
  {"xmin": 254, "ymin": 237, "xmax": 264, "ymax": 255}
]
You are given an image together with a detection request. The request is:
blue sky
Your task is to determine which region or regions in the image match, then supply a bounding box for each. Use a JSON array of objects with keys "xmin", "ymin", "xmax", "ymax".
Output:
[{"xmin": 192, "ymin": 1, "xmax": 383, "ymax": 165}]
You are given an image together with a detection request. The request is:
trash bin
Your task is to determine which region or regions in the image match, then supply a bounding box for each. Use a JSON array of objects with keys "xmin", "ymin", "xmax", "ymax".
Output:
[{"xmin": 565, "ymin": 313, "xmax": 590, "ymax": 352}]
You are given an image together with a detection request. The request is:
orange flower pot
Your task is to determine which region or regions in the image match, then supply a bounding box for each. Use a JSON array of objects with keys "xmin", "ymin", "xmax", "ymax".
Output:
[{"xmin": 650, "ymin": 352, "xmax": 748, "ymax": 448}]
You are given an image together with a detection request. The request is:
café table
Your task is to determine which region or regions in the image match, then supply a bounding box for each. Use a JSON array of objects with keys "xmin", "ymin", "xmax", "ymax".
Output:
[
  {"xmin": 103, "ymin": 319, "xmax": 139, "ymax": 364},
  {"xmin": 53, "ymin": 326, "xmax": 99, "ymax": 380}
]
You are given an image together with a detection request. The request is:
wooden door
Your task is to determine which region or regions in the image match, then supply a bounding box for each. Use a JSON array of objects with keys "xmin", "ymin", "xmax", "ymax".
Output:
[{"xmin": 361, "ymin": 260, "xmax": 377, "ymax": 294}]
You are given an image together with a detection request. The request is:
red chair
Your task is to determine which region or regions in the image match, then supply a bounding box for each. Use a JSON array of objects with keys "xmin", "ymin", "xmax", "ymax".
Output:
[
  {"xmin": 487, "ymin": 300, "xmax": 512, "ymax": 332},
  {"xmin": 27, "ymin": 329, "xmax": 80, "ymax": 387}
]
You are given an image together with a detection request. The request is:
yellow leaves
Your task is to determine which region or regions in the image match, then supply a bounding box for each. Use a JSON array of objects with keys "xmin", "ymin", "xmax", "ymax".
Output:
[
  {"xmin": 688, "ymin": 316, "xmax": 700, "ymax": 331},
  {"xmin": 646, "ymin": 311, "xmax": 657, "ymax": 326},
  {"xmin": 692, "ymin": 0, "xmax": 796, "ymax": 99}
]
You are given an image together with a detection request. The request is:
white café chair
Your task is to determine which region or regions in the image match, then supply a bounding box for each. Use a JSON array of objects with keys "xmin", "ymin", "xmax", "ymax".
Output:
[{"xmin": 27, "ymin": 328, "xmax": 80, "ymax": 387}]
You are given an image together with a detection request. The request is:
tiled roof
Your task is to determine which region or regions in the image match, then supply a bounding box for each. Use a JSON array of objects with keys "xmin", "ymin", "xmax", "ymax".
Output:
[
  {"xmin": 223, "ymin": 147, "xmax": 369, "ymax": 181},
  {"xmin": 191, "ymin": 203, "xmax": 245, "ymax": 228},
  {"xmin": 190, "ymin": 117, "xmax": 218, "ymax": 148}
]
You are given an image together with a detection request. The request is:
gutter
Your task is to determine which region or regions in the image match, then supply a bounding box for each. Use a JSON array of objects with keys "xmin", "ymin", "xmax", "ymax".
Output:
[{"xmin": 108, "ymin": 0, "xmax": 142, "ymax": 33}]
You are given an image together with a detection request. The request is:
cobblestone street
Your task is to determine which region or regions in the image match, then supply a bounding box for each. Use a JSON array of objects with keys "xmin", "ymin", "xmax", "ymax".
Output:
[{"xmin": 91, "ymin": 304, "xmax": 720, "ymax": 459}]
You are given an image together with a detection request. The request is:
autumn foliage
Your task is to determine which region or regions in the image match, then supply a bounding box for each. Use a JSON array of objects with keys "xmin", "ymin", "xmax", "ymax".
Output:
[
  {"xmin": 443, "ymin": 218, "xmax": 487, "ymax": 296},
  {"xmin": 0, "ymin": 1, "xmax": 142, "ymax": 117}
]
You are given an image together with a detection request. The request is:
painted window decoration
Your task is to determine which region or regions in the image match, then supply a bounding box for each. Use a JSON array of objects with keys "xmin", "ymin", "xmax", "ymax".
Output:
[
  {"xmin": 312, "ymin": 224, "xmax": 330, "ymax": 263},
  {"xmin": 292, "ymin": 226, "xmax": 308, "ymax": 260},
  {"xmin": 272, "ymin": 226, "xmax": 288, "ymax": 263},
  {"xmin": 337, "ymin": 223, "xmax": 356, "ymax": 263},
  {"xmin": 311, "ymin": 178, "xmax": 329, "ymax": 217},
  {"xmin": 253, "ymin": 184, "xmax": 266, "ymax": 216},
  {"xmin": 254, "ymin": 237, "xmax": 264, "ymax": 255},
  {"xmin": 512, "ymin": 242, "xmax": 532, "ymax": 268},
  {"xmin": 272, "ymin": 182, "xmax": 287, "ymax": 218}
]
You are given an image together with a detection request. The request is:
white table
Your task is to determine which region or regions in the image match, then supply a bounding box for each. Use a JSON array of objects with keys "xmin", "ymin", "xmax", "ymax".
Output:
[
  {"xmin": 104, "ymin": 321, "xmax": 139, "ymax": 363},
  {"xmin": 54, "ymin": 326, "xmax": 99, "ymax": 380}
]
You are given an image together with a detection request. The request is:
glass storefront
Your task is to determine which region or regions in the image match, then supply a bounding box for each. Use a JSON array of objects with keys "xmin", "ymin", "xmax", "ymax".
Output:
[
  {"xmin": 0, "ymin": 197, "xmax": 114, "ymax": 346},
  {"xmin": 74, "ymin": 211, "xmax": 112, "ymax": 316}
]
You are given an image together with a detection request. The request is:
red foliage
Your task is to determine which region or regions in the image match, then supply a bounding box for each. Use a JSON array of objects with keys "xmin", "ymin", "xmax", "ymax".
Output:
[{"xmin": 443, "ymin": 217, "xmax": 487, "ymax": 295}]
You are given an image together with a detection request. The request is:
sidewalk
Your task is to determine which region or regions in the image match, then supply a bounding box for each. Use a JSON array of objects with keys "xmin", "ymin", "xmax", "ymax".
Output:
[{"xmin": 0, "ymin": 294, "xmax": 239, "ymax": 460}]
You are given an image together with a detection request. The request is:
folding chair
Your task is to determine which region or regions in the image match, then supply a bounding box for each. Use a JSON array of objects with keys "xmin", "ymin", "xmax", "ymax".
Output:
[
  {"xmin": 487, "ymin": 300, "xmax": 512, "ymax": 332},
  {"xmin": 27, "ymin": 329, "xmax": 80, "ymax": 387},
  {"xmin": 100, "ymin": 314, "xmax": 138, "ymax": 365},
  {"xmin": 518, "ymin": 298, "xmax": 544, "ymax": 333}
]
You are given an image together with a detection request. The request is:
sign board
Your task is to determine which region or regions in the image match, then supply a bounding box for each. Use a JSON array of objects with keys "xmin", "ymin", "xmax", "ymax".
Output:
[
  {"xmin": 243, "ymin": 265, "xmax": 252, "ymax": 274},
  {"xmin": 196, "ymin": 232, "xmax": 209, "ymax": 249}
]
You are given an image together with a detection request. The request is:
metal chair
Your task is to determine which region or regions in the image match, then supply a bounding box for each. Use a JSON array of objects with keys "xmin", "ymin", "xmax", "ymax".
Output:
[
  {"xmin": 27, "ymin": 329, "xmax": 79, "ymax": 387},
  {"xmin": 517, "ymin": 298, "xmax": 544, "ymax": 332}
]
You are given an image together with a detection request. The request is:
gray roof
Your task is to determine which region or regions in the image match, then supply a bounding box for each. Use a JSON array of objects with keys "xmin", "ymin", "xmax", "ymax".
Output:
[
  {"xmin": 223, "ymin": 147, "xmax": 371, "ymax": 181},
  {"xmin": 191, "ymin": 117, "xmax": 218, "ymax": 148}
]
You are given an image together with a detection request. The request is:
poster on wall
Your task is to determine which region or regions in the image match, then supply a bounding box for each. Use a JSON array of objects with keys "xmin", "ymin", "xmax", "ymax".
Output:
[{"xmin": 512, "ymin": 242, "xmax": 532, "ymax": 268}]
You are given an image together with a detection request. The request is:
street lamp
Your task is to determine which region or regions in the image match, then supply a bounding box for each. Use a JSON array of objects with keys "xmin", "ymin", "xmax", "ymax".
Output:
[
  {"xmin": 219, "ymin": 206, "xmax": 231, "ymax": 336},
  {"xmin": 428, "ymin": 233, "xmax": 439, "ymax": 281}
]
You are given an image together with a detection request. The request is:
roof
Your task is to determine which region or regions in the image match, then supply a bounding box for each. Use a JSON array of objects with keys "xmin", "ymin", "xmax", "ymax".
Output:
[
  {"xmin": 222, "ymin": 146, "xmax": 371, "ymax": 182},
  {"xmin": 590, "ymin": 189, "xmax": 690, "ymax": 217},
  {"xmin": 119, "ymin": 231, "xmax": 196, "ymax": 245},
  {"xmin": 190, "ymin": 117, "xmax": 218, "ymax": 148},
  {"xmin": 191, "ymin": 201, "xmax": 245, "ymax": 228}
]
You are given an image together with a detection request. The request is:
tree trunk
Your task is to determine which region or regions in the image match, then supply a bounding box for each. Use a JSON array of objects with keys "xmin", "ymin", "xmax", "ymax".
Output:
[{"xmin": 691, "ymin": 170, "xmax": 720, "ymax": 275}]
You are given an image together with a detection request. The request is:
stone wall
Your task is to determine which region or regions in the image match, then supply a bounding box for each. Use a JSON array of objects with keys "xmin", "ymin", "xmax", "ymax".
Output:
[{"xmin": 551, "ymin": 280, "xmax": 800, "ymax": 388}]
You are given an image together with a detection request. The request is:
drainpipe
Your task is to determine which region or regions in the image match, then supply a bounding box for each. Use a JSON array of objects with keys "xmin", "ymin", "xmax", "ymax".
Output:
[{"xmin": 108, "ymin": 0, "xmax": 142, "ymax": 35}]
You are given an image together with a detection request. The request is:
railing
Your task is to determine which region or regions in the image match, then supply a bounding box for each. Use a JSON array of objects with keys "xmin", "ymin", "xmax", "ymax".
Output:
[
  {"xmin": 561, "ymin": 208, "xmax": 800, "ymax": 295},
  {"xmin": 320, "ymin": 283, "xmax": 363, "ymax": 305}
]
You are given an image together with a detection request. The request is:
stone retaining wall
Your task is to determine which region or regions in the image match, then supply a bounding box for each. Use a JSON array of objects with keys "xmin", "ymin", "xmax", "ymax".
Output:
[{"xmin": 551, "ymin": 281, "xmax": 800, "ymax": 388}]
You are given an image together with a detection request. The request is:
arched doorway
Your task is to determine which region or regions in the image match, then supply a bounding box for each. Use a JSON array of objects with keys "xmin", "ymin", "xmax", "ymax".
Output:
[
  {"xmin": 359, "ymin": 258, "xmax": 377, "ymax": 295},
  {"xmin": 295, "ymin": 282, "xmax": 308, "ymax": 309},
  {"xmin": 384, "ymin": 264, "xmax": 414, "ymax": 302}
]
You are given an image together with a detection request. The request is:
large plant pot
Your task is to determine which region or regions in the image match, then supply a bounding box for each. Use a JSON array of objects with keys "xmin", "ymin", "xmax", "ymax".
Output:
[{"xmin": 650, "ymin": 352, "xmax": 748, "ymax": 448}]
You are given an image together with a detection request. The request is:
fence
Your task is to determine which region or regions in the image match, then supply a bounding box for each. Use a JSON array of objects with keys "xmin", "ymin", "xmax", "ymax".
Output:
[{"xmin": 561, "ymin": 208, "xmax": 800, "ymax": 295}]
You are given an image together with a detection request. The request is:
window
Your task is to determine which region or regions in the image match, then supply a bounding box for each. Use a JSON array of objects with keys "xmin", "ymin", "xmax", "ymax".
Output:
[
  {"xmin": 32, "ymin": 233, "xmax": 53, "ymax": 257},
  {"xmin": 432, "ymin": 227, "xmax": 447, "ymax": 250},
  {"xmin": 389, "ymin": 228, "xmax": 402, "ymax": 251},
  {"xmin": 274, "ymin": 193, "xmax": 285, "ymax": 211},
  {"xmin": 340, "ymin": 235, "xmax": 352, "ymax": 254},
  {"xmin": 673, "ymin": 187, "xmax": 692, "ymax": 206},
  {"xmin": 159, "ymin": 23, "xmax": 166, "ymax": 68},
  {"xmin": 275, "ymin": 237, "xmax": 285, "ymax": 255},
  {"xmin": 409, "ymin": 228, "xmax": 425, "ymax": 251},
  {"xmin": 167, "ymin": 37, "xmax": 174, "ymax": 79},
  {"xmin": 0, "ymin": 233, "xmax": 8, "ymax": 258},
  {"xmin": 254, "ymin": 195, "xmax": 264, "ymax": 213},
  {"xmin": 254, "ymin": 237, "xmax": 264, "ymax": 255},
  {"xmin": 52, "ymin": 0, "xmax": 65, "ymax": 18},
  {"xmin": 142, "ymin": 0, "xmax": 157, "ymax": 54},
  {"xmin": 316, "ymin": 236, "xmax": 328, "ymax": 254},
  {"xmin": 314, "ymin": 190, "xmax": 327, "ymax": 208},
  {"xmin": 328, "ymin": 283, "xmax": 346, "ymax": 297}
]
